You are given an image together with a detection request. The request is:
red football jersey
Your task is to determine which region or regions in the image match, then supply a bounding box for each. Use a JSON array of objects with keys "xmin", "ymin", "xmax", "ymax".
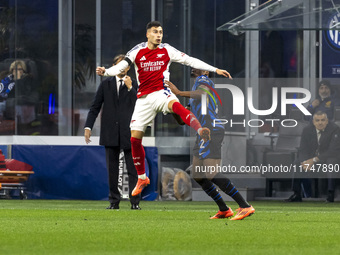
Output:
[
  {"xmin": 105, "ymin": 42, "xmax": 217, "ymax": 98},
  {"xmin": 127, "ymin": 43, "xmax": 171, "ymax": 97}
]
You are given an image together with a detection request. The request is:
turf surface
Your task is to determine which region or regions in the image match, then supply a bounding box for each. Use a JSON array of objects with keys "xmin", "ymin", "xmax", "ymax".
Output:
[{"xmin": 1, "ymin": 200, "xmax": 340, "ymax": 254}]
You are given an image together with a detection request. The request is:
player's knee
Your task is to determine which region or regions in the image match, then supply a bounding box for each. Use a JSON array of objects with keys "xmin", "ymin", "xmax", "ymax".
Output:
[
  {"xmin": 168, "ymin": 99, "xmax": 179, "ymax": 112},
  {"xmin": 131, "ymin": 130, "xmax": 144, "ymax": 139}
]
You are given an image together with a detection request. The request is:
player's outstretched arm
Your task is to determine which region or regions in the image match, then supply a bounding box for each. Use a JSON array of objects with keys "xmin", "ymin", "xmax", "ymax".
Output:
[
  {"xmin": 165, "ymin": 80, "xmax": 205, "ymax": 100},
  {"xmin": 164, "ymin": 80, "xmax": 181, "ymax": 96},
  {"xmin": 96, "ymin": 60, "xmax": 130, "ymax": 77},
  {"xmin": 166, "ymin": 45, "xmax": 233, "ymax": 79},
  {"xmin": 216, "ymin": 69, "xmax": 232, "ymax": 79}
]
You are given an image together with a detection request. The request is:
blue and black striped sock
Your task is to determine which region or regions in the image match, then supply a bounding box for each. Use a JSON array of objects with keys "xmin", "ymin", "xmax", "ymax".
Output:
[
  {"xmin": 212, "ymin": 173, "xmax": 250, "ymax": 208},
  {"xmin": 196, "ymin": 178, "xmax": 228, "ymax": 211}
]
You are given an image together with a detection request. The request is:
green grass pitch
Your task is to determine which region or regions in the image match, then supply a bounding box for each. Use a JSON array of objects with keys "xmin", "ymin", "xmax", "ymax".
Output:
[{"xmin": 1, "ymin": 200, "xmax": 340, "ymax": 255}]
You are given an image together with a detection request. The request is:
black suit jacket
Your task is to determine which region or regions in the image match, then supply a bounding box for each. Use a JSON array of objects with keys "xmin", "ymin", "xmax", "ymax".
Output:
[
  {"xmin": 298, "ymin": 121, "xmax": 340, "ymax": 162},
  {"xmin": 85, "ymin": 77, "xmax": 138, "ymax": 149}
]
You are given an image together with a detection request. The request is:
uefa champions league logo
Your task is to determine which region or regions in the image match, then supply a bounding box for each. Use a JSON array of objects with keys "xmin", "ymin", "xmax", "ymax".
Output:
[{"xmin": 325, "ymin": 12, "xmax": 340, "ymax": 51}]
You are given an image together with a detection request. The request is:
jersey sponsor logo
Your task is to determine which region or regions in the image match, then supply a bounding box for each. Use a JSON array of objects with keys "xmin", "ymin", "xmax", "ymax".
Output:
[
  {"xmin": 156, "ymin": 54, "xmax": 165, "ymax": 58},
  {"xmin": 140, "ymin": 61, "xmax": 164, "ymax": 67},
  {"xmin": 140, "ymin": 56, "xmax": 146, "ymax": 61},
  {"xmin": 140, "ymin": 60, "xmax": 165, "ymax": 72}
]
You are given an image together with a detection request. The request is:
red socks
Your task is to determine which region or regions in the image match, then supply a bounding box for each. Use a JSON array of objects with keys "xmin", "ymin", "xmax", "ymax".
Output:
[
  {"xmin": 172, "ymin": 102, "xmax": 202, "ymax": 131},
  {"xmin": 131, "ymin": 102, "xmax": 202, "ymax": 176},
  {"xmin": 130, "ymin": 137, "xmax": 145, "ymax": 175}
]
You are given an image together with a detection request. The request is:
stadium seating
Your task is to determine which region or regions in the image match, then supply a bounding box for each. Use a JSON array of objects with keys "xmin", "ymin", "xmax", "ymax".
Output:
[
  {"xmin": 262, "ymin": 108, "xmax": 309, "ymax": 196},
  {"xmin": 334, "ymin": 106, "xmax": 340, "ymax": 127}
]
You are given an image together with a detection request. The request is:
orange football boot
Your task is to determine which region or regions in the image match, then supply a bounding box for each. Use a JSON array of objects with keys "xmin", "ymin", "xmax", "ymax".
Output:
[
  {"xmin": 131, "ymin": 177, "xmax": 150, "ymax": 196},
  {"xmin": 230, "ymin": 205, "xmax": 255, "ymax": 220},
  {"xmin": 210, "ymin": 208, "xmax": 234, "ymax": 219}
]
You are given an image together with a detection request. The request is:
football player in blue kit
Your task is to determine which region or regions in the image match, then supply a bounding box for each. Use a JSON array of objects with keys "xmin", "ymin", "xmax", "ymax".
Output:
[{"xmin": 165, "ymin": 69, "xmax": 255, "ymax": 220}]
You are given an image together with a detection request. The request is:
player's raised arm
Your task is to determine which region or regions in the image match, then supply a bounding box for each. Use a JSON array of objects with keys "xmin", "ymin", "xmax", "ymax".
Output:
[
  {"xmin": 96, "ymin": 66, "xmax": 106, "ymax": 76},
  {"xmin": 186, "ymin": 56, "xmax": 232, "ymax": 79},
  {"xmin": 166, "ymin": 44, "xmax": 232, "ymax": 79},
  {"xmin": 96, "ymin": 59, "xmax": 130, "ymax": 77},
  {"xmin": 216, "ymin": 69, "xmax": 232, "ymax": 79}
]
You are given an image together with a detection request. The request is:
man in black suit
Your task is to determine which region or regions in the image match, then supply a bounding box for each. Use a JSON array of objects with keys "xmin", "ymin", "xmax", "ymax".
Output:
[
  {"xmin": 286, "ymin": 111, "xmax": 340, "ymax": 202},
  {"xmin": 84, "ymin": 54, "xmax": 141, "ymax": 209}
]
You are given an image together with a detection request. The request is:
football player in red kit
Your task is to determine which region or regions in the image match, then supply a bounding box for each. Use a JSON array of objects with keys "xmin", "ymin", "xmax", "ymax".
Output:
[{"xmin": 96, "ymin": 21, "xmax": 232, "ymax": 196}]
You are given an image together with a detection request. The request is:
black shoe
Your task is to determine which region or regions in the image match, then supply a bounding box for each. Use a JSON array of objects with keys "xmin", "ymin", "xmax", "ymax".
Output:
[
  {"xmin": 285, "ymin": 193, "xmax": 302, "ymax": 202},
  {"xmin": 106, "ymin": 203, "xmax": 119, "ymax": 209},
  {"xmin": 326, "ymin": 191, "xmax": 334, "ymax": 203},
  {"xmin": 131, "ymin": 204, "xmax": 141, "ymax": 210}
]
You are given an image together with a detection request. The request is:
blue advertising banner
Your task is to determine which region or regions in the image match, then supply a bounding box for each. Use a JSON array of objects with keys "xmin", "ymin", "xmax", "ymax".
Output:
[{"xmin": 11, "ymin": 145, "xmax": 158, "ymax": 200}]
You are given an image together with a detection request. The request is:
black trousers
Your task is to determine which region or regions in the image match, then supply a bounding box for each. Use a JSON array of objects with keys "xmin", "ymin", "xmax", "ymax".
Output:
[
  {"xmin": 105, "ymin": 146, "xmax": 140, "ymax": 205},
  {"xmin": 292, "ymin": 158, "xmax": 337, "ymax": 195}
]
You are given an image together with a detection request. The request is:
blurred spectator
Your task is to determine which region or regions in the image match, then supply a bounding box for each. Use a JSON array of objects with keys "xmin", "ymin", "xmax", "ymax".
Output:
[
  {"xmin": 0, "ymin": 61, "xmax": 28, "ymax": 121},
  {"xmin": 0, "ymin": 59, "xmax": 40, "ymax": 134},
  {"xmin": 0, "ymin": 60, "xmax": 32, "ymax": 134},
  {"xmin": 0, "ymin": 60, "xmax": 25, "ymax": 101},
  {"xmin": 306, "ymin": 80, "xmax": 340, "ymax": 121}
]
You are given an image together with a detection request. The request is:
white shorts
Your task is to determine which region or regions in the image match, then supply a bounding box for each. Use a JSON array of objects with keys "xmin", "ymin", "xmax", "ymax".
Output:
[{"xmin": 130, "ymin": 88, "xmax": 179, "ymax": 132}]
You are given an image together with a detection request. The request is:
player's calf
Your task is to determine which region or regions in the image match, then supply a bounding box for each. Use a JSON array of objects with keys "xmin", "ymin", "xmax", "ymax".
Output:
[{"xmin": 171, "ymin": 102, "xmax": 202, "ymax": 131}]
